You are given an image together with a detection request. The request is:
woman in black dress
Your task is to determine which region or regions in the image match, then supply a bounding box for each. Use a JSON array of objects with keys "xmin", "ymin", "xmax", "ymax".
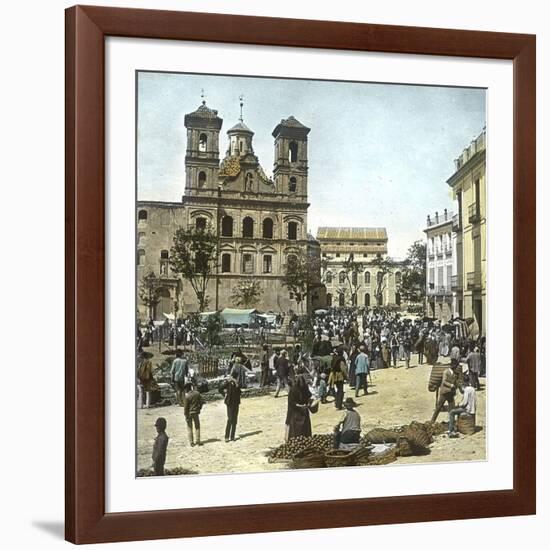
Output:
[{"xmin": 286, "ymin": 376, "xmax": 312, "ymax": 440}]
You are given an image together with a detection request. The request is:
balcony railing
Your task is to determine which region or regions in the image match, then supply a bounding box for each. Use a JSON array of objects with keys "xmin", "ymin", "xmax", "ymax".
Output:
[
  {"xmin": 452, "ymin": 213, "xmax": 461, "ymax": 232},
  {"xmin": 451, "ymin": 274, "xmax": 463, "ymax": 291},
  {"xmin": 427, "ymin": 285, "xmax": 452, "ymax": 296},
  {"xmin": 468, "ymin": 202, "xmax": 480, "ymax": 224},
  {"xmin": 466, "ymin": 271, "xmax": 482, "ymax": 290}
]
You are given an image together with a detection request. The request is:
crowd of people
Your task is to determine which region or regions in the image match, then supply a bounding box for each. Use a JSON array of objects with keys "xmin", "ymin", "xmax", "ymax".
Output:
[{"xmin": 139, "ymin": 306, "xmax": 486, "ymax": 475}]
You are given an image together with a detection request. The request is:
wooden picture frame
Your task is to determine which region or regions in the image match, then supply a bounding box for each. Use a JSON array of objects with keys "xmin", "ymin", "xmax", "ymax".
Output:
[{"xmin": 65, "ymin": 5, "xmax": 536, "ymax": 544}]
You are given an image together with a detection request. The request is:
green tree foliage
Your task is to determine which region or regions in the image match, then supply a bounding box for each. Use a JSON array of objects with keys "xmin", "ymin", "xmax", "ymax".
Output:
[
  {"xmin": 370, "ymin": 254, "xmax": 394, "ymax": 306},
  {"xmin": 230, "ymin": 278, "xmax": 264, "ymax": 308},
  {"xmin": 169, "ymin": 227, "xmax": 218, "ymax": 312},
  {"xmin": 138, "ymin": 272, "xmax": 160, "ymax": 320},
  {"xmin": 282, "ymin": 250, "xmax": 323, "ymax": 313},
  {"xmin": 399, "ymin": 240, "xmax": 427, "ymax": 304}
]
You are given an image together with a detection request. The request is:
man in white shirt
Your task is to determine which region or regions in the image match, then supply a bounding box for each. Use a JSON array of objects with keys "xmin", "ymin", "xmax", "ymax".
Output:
[{"xmin": 448, "ymin": 375, "xmax": 477, "ymax": 436}]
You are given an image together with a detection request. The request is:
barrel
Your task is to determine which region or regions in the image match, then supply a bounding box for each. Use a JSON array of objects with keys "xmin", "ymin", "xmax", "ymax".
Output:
[
  {"xmin": 457, "ymin": 413, "xmax": 476, "ymax": 435},
  {"xmin": 428, "ymin": 364, "xmax": 447, "ymax": 392}
]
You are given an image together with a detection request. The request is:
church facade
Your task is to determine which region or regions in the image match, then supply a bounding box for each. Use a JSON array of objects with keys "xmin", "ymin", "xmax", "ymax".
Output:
[{"xmin": 136, "ymin": 99, "xmax": 316, "ymax": 320}]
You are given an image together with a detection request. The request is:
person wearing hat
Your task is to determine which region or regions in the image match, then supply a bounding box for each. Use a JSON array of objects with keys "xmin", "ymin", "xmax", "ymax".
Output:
[
  {"xmin": 183, "ymin": 382, "xmax": 203, "ymax": 447},
  {"xmin": 318, "ymin": 372, "xmax": 328, "ymax": 403},
  {"xmin": 334, "ymin": 398, "xmax": 361, "ymax": 448},
  {"xmin": 354, "ymin": 345, "xmax": 370, "ymax": 397},
  {"xmin": 274, "ymin": 349, "xmax": 290, "ymax": 398},
  {"xmin": 137, "ymin": 351, "xmax": 158, "ymax": 409},
  {"xmin": 219, "ymin": 370, "xmax": 241, "ymax": 442},
  {"xmin": 170, "ymin": 349, "xmax": 189, "ymax": 406},
  {"xmin": 466, "ymin": 344, "xmax": 482, "ymax": 390},
  {"xmin": 152, "ymin": 417, "xmax": 169, "ymax": 476},
  {"xmin": 431, "ymin": 362, "xmax": 460, "ymax": 423}
]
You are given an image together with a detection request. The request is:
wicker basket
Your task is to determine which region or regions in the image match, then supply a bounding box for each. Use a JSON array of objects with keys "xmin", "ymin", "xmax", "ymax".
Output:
[
  {"xmin": 457, "ymin": 413, "xmax": 476, "ymax": 435},
  {"xmin": 324, "ymin": 449, "xmax": 357, "ymax": 468},
  {"xmin": 403, "ymin": 427, "xmax": 432, "ymax": 451},
  {"xmin": 428, "ymin": 364, "xmax": 448, "ymax": 392},
  {"xmin": 308, "ymin": 399, "xmax": 320, "ymax": 414},
  {"xmin": 365, "ymin": 428, "xmax": 399, "ymax": 444},
  {"xmin": 293, "ymin": 448, "xmax": 326, "ymax": 469},
  {"xmin": 396, "ymin": 436, "xmax": 414, "ymax": 457}
]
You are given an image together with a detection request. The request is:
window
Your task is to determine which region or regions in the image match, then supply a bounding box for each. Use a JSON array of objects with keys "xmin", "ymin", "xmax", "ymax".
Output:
[
  {"xmin": 338, "ymin": 293, "xmax": 345, "ymax": 307},
  {"xmin": 325, "ymin": 271, "xmax": 333, "ymax": 284},
  {"xmin": 195, "ymin": 217, "xmax": 207, "ymax": 231},
  {"xmin": 339, "ymin": 272, "xmax": 346, "ymax": 284},
  {"xmin": 262, "ymin": 218, "xmax": 273, "ymax": 239},
  {"xmin": 160, "ymin": 250, "xmax": 169, "ymax": 275},
  {"xmin": 364, "ymin": 271, "xmax": 371, "ymax": 284},
  {"xmin": 326, "ymin": 293, "xmax": 332, "ymax": 307},
  {"xmin": 137, "ymin": 249, "xmax": 145, "ymax": 266},
  {"xmin": 288, "ymin": 141, "xmax": 298, "ymax": 162},
  {"xmin": 199, "ymin": 133, "xmax": 207, "ymax": 152},
  {"xmin": 364, "ymin": 293, "xmax": 370, "ymax": 307},
  {"xmin": 137, "ymin": 232, "xmax": 146, "ymax": 246},
  {"xmin": 352, "ymin": 272, "xmax": 358, "ymax": 285},
  {"xmin": 242, "ymin": 216, "xmax": 254, "ymax": 238},
  {"xmin": 395, "ymin": 292, "xmax": 401, "ymax": 306},
  {"xmin": 242, "ymin": 253, "xmax": 254, "ymax": 274},
  {"xmin": 377, "ymin": 271, "xmax": 383, "ymax": 285},
  {"xmin": 288, "ymin": 221, "xmax": 298, "ymax": 240},
  {"xmin": 239, "ymin": 141, "xmax": 243, "ymax": 153},
  {"xmin": 245, "ymin": 172, "xmax": 253, "ymax": 191},
  {"xmin": 221, "ymin": 216, "xmax": 233, "ymax": 237},
  {"xmin": 198, "ymin": 171, "xmax": 207, "ymax": 188},
  {"xmin": 138, "ymin": 209, "xmax": 148, "ymax": 222},
  {"xmin": 289, "ymin": 177, "xmax": 297, "ymax": 193},
  {"xmin": 263, "ymin": 255, "xmax": 272, "ymax": 273},
  {"xmin": 335, "ymin": 253, "xmax": 340, "ymax": 258},
  {"xmin": 221, "ymin": 253, "xmax": 231, "ymax": 273},
  {"xmin": 395, "ymin": 271, "xmax": 402, "ymax": 285}
]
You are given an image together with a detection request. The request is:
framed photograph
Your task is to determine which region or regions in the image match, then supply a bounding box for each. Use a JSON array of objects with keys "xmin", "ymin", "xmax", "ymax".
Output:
[{"xmin": 65, "ymin": 5, "xmax": 536, "ymax": 544}]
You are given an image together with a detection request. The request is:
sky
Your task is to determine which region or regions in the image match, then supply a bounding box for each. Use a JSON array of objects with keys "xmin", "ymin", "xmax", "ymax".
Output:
[{"xmin": 137, "ymin": 71, "xmax": 486, "ymax": 258}]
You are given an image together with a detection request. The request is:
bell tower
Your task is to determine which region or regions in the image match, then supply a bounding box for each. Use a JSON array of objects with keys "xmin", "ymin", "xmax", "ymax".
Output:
[
  {"xmin": 184, "ymin": 92, "xmax": 223, "ymax": 195},
  {"xmin": 272, "ymin": 116, "xmax": 310, "ymax": 199}
]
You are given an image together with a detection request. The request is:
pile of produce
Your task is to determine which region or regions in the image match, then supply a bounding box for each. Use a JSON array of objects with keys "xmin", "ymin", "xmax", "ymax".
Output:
[{"xmin": 269, "ymin": 434, "xmax": 335, "ymax": 461}]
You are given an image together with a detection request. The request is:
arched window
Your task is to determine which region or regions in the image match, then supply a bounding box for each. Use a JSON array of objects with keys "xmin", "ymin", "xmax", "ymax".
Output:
[
  {"xmin": 221, "ymin": 253, "xmax": 231, "ymax": 273},
  {"xmin": 395, "ymin": 292, "xmax": 401, "ymax": 306},
  {"xmin": 289, "ymin": 177, "xmax": 297, "ymax": 193},
  {"xmin": 262, "ymin": 218, "xmax": 273, "ymax": 239},
  {"xmin": 138, "ymin": 209, "xmax": 148, "ymax": 222},
  {"xmin": 364, "ymin": 293, "xmax": 370, "ymax": 307},
  {"xmin": 221, "ymin": 216, "xmax": 233, "ymax": 237},
  {"xmin": 137, "ymin": 232, "xmax": 146, "ymax": 246},
  {"xmin": 377, "ymin": 271, "xmax": 384, "ymax": 285},
  {"xmin": 338, "ymin": 293, "xmax": 345, "ymax": 307},
  {"xmin": 195, "ymin": 217, "xmax": 207, "ymax": 231},
  {"xmin": 288, "ymin": 221, "xmax": 298, "ymax": 240},
  {"xmin": 137, "ymin": 249, "xmax": 145, "ymax": 266},
  {"xmin": 395, "ymin": 271, "xmax": 402, "ymax": 285},
  {"xmin": 325, "ymin": 271, "xmax": 333, "ymax": 284},
  {"xmin": 242, "ymin": 216, "xmax": 254, "ymax": 238},
  {"xmin": 288, "ymin": 141, "xmax": 298, "ymax": 162},
  {"xmin": 326, "ymin": 293, "xmax": 332, "ymax": 307},
  {"xmin": 352, "ymin": 271, "xmax": 358, "ymax": 285},
  {"xmin": 198, "ymin": 171, "xmax": 207, "ymax": 188},
  {"xmin": 199, "ymin": 133, "xmax": 207, "ymax": 152},
  {"xmin": 338, "ymin": 271, "xmax": 346, "ymax": 284},
  {"xmin": 364, "ymin": 271, "xmax": 371, "ymax": 284}
]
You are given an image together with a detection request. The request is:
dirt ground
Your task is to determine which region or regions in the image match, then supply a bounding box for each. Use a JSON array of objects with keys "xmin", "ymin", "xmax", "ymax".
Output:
[{"xmin": 137, "ymin": 355, "xmax": 486, "ymax": 474}]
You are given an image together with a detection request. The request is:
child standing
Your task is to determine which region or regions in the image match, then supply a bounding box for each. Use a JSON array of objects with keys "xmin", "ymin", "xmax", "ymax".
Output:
[{"xmin": 152, "ymin": 417, "xmax": 169, "ymax": 476}]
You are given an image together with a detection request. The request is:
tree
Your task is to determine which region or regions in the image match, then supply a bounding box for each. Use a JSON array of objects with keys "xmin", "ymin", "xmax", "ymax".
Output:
[
  {"xmin": 399, "ymin": 240, "xmax": 427, "ymax": 304},
  {"xmin": 340, "ymin": 254, "xmax": 364, "ymax": 306},
  {"xmin": 169, "ymin": 227, "xmax": 218, "ymax": 312},
  {"xmin": 370, "ymin": 253, "xmax": 394, "ymax": 306},
  {"xmin": 282, "ymin": 250, "xmax": 323, "ymax": 313},
  {"xmin": 138, "ymin": 272, "xmax": 160, "ymax": 320},
  {"xmin": 231, "ymin": 278, "xmax": 263, "ymax": 308}
]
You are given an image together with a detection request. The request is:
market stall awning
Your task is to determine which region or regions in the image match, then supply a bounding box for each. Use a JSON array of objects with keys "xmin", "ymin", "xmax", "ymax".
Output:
[{"xmin": 220, "ymin": 308, "xmax": 259, "ymax": 326}]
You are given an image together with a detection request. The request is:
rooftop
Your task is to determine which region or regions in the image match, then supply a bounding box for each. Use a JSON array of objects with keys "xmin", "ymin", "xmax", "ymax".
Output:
[{"xmin": 316, "ymin": 227, "xmax": 388, "ymax": 240}]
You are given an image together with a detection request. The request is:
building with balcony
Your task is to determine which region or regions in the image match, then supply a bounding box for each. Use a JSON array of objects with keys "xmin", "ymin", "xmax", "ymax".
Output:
[
  {"xmin": 447, "ymin": 127, "xmax": 486, "ymax": 336},
  {"xmin": 317, "ymin": 227, "xmax": 401, "ymax": 309},
  {"xmin": 424, "ymin": 209, "xmax": 454, "ymax": 322}
]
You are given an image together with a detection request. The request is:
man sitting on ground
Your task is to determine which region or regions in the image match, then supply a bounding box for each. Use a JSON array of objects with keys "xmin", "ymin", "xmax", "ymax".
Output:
[
  {"xmin": 448, "ymin": 375, "xmax": 476, "ymax": 437},
  {"xmin": 334, "ymin": 397, "xmax": 362, "ymax": 448}
]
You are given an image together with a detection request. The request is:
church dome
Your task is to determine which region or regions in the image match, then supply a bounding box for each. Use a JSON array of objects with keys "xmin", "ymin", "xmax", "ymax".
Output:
[
  {"xmin": 227, "ymin": 121, "xmax": 254, "ymax": 135},
  {"xmin": 184, "ymin": 101, "xmax": 223, "ymax": 129}
]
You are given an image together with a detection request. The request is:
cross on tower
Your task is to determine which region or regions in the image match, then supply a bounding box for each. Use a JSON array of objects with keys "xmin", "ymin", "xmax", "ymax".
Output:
[{"xmin": 200, "ymin": 88, "xmax": 206, "ymax": 105}]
